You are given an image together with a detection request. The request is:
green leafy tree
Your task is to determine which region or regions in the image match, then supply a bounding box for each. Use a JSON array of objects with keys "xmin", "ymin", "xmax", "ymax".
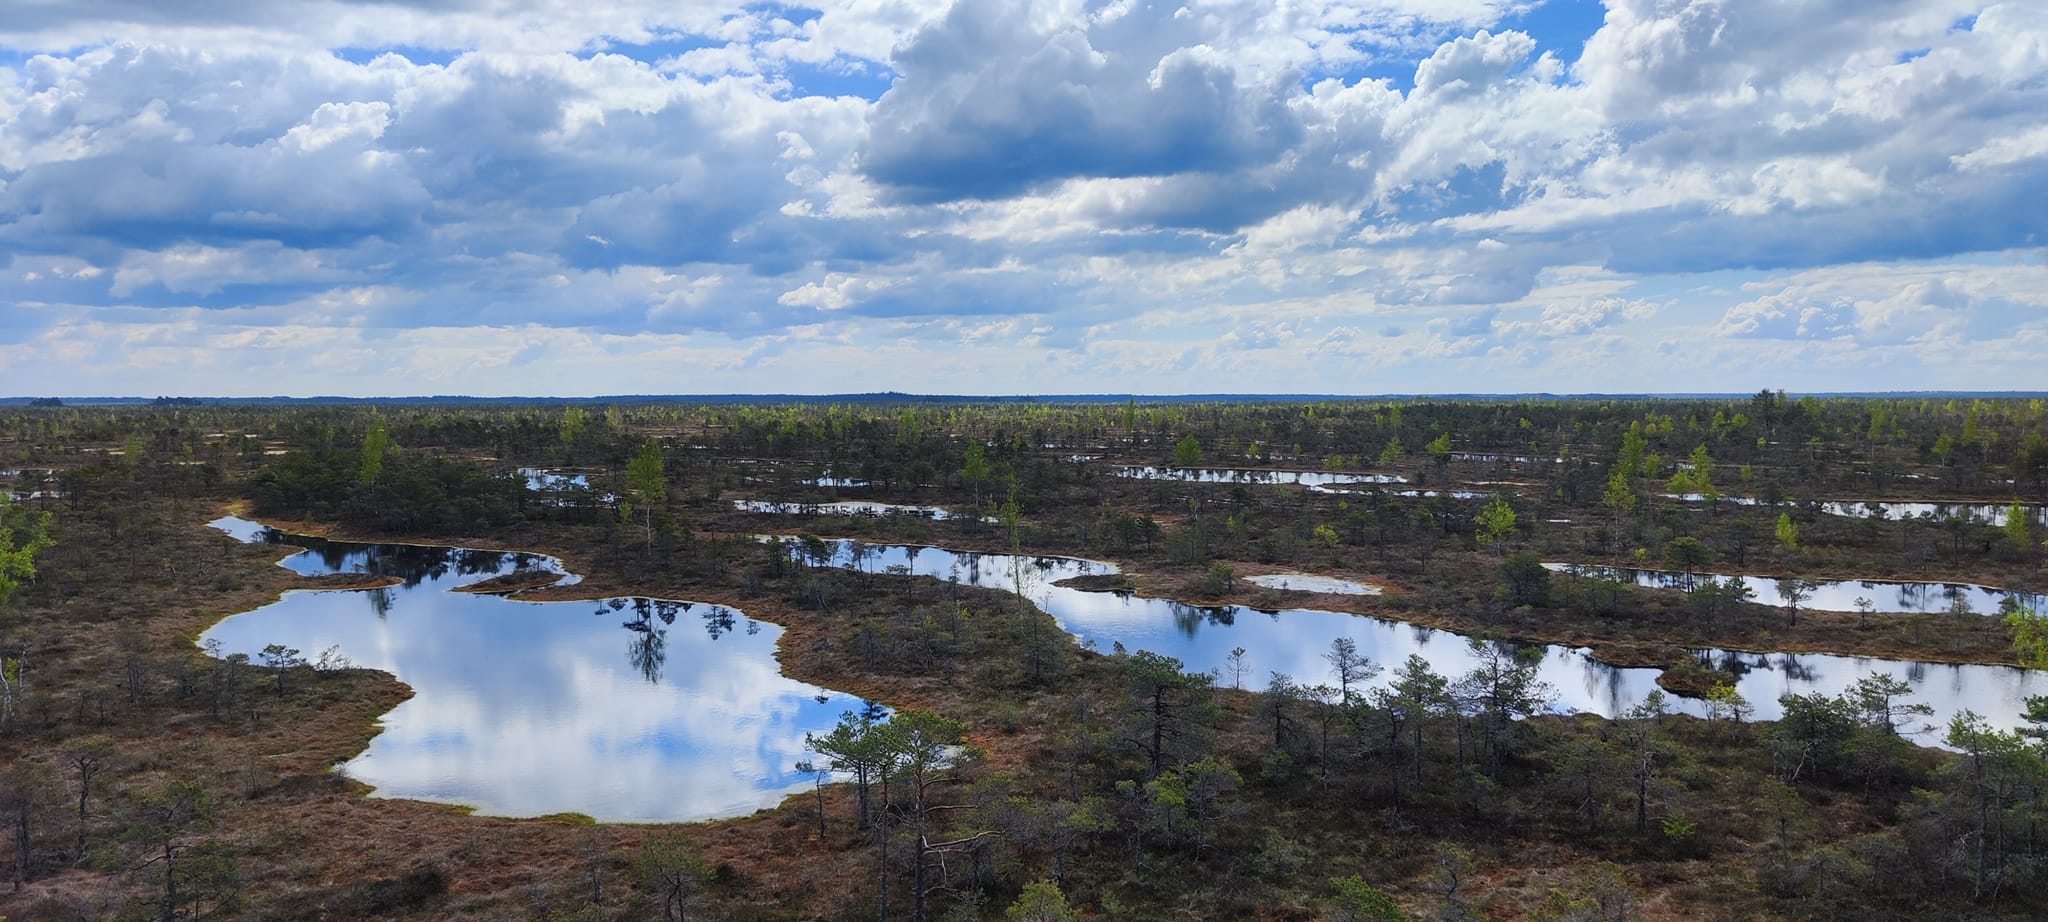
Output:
[
  {"xmin": 1705, "ymin": 683, "xmax": 1753, "ymax": 725},
  {"xmin": 2005, "ymin": 606, "xmax": 2048, "ymax": 669},
  {"xmin": 0, "ymin": 493, "xmax": 54, "ymax": 607},
  {"xmin": 1425, "ymin": 432, "xmax": 1452, "ymax": 471},
  {"xmin": 1005, "ymin": 879, "xmax": 1079, "ymax": 922},
  {"xmin": 1474, "ymin": 495, "xmax": 1516, "ymax": 555},
  {"xmin": 625, "ymin": 439, "xmax": 667, "ymax": 549},
  {"xmin": 1774, "ymin": 513, "xmax": 1799, "ymax": 554},
  {"xmin": 357, "ymin": 417, "xmax": 392, "ymax": 487},
  {"xmin": 1172, "ymin": 435, "xmax": 1202, "ymax": 467},
  {"xmin": 1600, "ymin": 469, "xmax": 1635, "ymax": 537},
  {"xmin": 1376, "ymin": 437, "xmax": 1403, "ymax": 467},
  {"xmin": 2002, "ymin": 501, "xmax": 2034, "ymax": 558},
  {"xmin": 1616, "ymin": 424, "xmax": 1648, "ymax": 479},
  {"xmin": 960, "ymin": 440, "xmax": 991, "ymax": 505},
  {"xmin": 558, "ymin": 406, "xmax": 588, "ymax": 445}
]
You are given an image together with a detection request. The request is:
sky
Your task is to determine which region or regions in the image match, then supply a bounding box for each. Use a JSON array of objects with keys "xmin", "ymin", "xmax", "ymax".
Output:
[{"xmin": 2, "ymin": 0, "xmax": 2045, "ymax": 397}]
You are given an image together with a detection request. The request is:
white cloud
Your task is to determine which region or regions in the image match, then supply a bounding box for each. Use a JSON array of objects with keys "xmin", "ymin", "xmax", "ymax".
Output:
[{"xmin": 2, "ymin": 1, "xmax": 2047, "ymax": 394}]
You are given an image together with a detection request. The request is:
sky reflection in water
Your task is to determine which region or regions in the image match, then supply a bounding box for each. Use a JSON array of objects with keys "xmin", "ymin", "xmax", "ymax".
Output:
[
  {"xmin": 202, "ymin": 518, "xmax": 859, "ymax": 822},
  {"xmin": 202, "ymin": 515, "xmax": 2046, "ymax": 820},
  {"xmin": 1543, "ymin": 564, "xmax": 2046, "ymax": 616},
  {"xmin": 788, "ymin": 538, "xmax": 2043, "ymax": 743}
]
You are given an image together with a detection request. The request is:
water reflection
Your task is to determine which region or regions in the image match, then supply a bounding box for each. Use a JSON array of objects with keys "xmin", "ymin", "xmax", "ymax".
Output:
[
  {"xmin": 773, "ymin": 538, "xmax": 2044, "ymax": 741},
  {"xmin": 203, "ymin": 517, "xmax": 861, "ymax": 822},
  {"xmin": 1244, "ymin": 573, "xmax": 1383, "ymax": 595},
  {"xmin": 522, "ymin": 468, "xmax": 615, "ymax": 505},
  {"xmin": 1544, "ymin": 563, "xmax": 2046, "ymax": 616},
  {"xmin": 1116, "ymin": 466, "xmax": 1407, "ymax": 486},
  {"xmin": 1658, "ymin": 494, "xmax": 2044, "ymax": 528},
  {"xmin": 732, "ymin": 499, "xmax": 982, "ymax": 521}
]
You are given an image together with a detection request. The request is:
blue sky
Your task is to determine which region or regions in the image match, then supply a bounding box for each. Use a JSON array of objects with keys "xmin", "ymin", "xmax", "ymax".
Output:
[{"xmin": 2, "ymin": 0, "xmax": 2045, "ymax": 396}]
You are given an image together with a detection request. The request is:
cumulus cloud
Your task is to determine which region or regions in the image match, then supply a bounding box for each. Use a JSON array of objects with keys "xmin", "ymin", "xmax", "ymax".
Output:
[
  {"xmin": 2, "ymin": 0, "xmax": 2047, "ymax": 394},
  {"xmin": 859, "ymin": 0, "xmax": 1304, "ymax": 202}
]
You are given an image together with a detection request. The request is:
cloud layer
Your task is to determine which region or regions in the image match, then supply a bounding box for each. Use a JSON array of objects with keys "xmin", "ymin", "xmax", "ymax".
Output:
[{"xmin": 3, "ymin": 0, "xmax": 2046, "ymax": 395}]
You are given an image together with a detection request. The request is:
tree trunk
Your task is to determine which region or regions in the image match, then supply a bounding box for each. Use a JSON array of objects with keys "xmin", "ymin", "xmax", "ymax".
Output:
[{"xmin": 160, "ymin": 842, "xmax": 177, "ymax": 922}]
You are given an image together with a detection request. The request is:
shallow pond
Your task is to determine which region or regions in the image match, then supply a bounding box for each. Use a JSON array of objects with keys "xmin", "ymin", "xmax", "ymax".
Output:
[
  {"xmin": 1544, "ymin": 563, "xmax": 2045, "ymax": 616},
  {"xmin": 1661, "ymin": 493, "xmax": 2043, "ymax": 527},
  {"xmin": 521, "ymin": 468, "xmax": 615, "ymax": 505},
  {"xmin": 780, "ymin": 538, "xmax": 2043, "ymax": 740},
  {"xmin": 731, "ymin": 499, "xmax": 982, "ymax": 521},
  {"xmin": 1451, "ymin": 452, "xmax": 1565, "ymax": 464},
  {"xmin": 202, "ymin": 518, "xmax": 862, "ymax": 822},
  {"xmin": 1116, "ymin": 466, "xmax": 1406, "ymax": 486},
  {"xmin": 1244, "ymin": 573, "xmax": 1382, "ymax": 596},
  {"xmin": 1308, "ymin": 485, "xmax": 1486, "ymax": 500}
]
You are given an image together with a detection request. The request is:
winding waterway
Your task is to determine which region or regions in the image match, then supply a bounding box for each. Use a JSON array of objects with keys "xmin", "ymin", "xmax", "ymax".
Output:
[
  {"xmin": 778, "ymin": 538, "xmax": 2043, "ymax": 741},
  {"xmin": 1542, "ymin": 563, "xmax": 2046, "ymax": 616},
  {"xmin": 202, "ymin": 516, "xmax": 2046, "ymax": 822}
]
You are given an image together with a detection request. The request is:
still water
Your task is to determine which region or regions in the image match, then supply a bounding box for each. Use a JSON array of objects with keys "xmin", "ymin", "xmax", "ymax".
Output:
[
  {"xmin": 731, "ymin": 499, "xmax": 981, "ymax": 521},
  {"xmin": 1543, "ymin": 563, "xmax": 2046, "ymax": 616},
  {"xmin": 202, "ymin": 518, "xmax": 861, "ymax": 822},
  {"xmin": 781, "ymin": 538, "xmax": 2043, "ymax": 740},
  {"xmin": 1661, "ymin": 494, "xmax": 2044, "ymax": 527},
  {"xmin": 1117, "ymin": 466, "xmax": 1407, "ymax": 486}
]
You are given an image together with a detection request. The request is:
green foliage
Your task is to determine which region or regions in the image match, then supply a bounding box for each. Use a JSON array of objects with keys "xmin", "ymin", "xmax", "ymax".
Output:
[
  {"xmin": 1600, "ymin": 469, "xmax": 1634, "ymax": 519},
  {"xmin": 637, "ymin": 831, "xmax": 707, "ymax": 922},
  {"xmin": 0, "ymin": 493, "xmax": 54, "ymax": 606},
  {"xmin": 1190, "ymin": 563, "xmax": 1236, "ymax": 598},
  {"xmin": 558, "ymin": 406, "xmax": 588, "ymax": 444},
  {"xmin": 1005, "ymin": 880, "xmax": 1078, "ymax": 922},
  {"xmin": 1327, "ymin": 875, "xmax": 1407, "ymax": 921},
  {"xmin": 626, "ymin": 439, "xmax": 666, "ymax": 506},
  {"xmin": 250, "ymin": 449, "xmax": 529, "ymax": 535},
  {"xmin": 2003, "ymin": 501, "xmax": 2034, "ymax": 551},
  {"xmin": 1704, "ymin": 683, "xmax": 1752, "ymax": 723},
  {"xmin": 1473, "ymin": 495, "xmax": 1516, "ymax": 554},
  {"xmin": 1774, "ymin": 513, "xmax": 1799, "ymax": 552},
  {"xmin": 2007, "ymin": 606, "xmax": 2048, "ymax": 670},
  {"xmin": 1661, "ymin": 536, "xmax": 1710, "ymax": 575},
  {"xmin": 1376, "ymin": 437, "xmax": 1403, "ymax": 467},
  {"xmin": 1121, "ymin": 650, "xmax": 1218, "ymax": 778},
  {"xmin": 357, "ymin": 417, "xmax": 392, "ymax": 486},
  {"xmin": 961, "ymin": 439, "xmax": 991, "ymax": 484},
  {"xmin": 1311, "ymin": 523, "xmax": 1341, "ymax": 548},
  {"xmin": 1660, "ymin": 807, "xmax": 1697, "ymax": 842},
  {"xmin": 1172, "ymin": 434, "xmax": 1202, "ymax": 467}
]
